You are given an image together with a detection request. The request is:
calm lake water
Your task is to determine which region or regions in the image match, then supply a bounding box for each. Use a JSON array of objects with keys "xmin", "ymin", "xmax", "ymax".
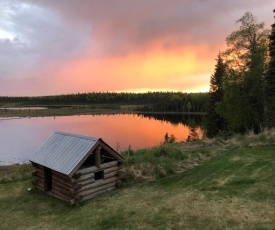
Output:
[{"xmin": 0, "ymin": 114, "xmax": 203, "ymax": 165}]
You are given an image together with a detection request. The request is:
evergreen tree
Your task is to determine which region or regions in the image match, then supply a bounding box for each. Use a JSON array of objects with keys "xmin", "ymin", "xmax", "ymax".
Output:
[
  {"xmin": 219, "ymin": 12, "xmax": 269, "ymax": 133},
  {"xmin": 206, "ymin": 53, "xmax": 227, "ymax": 137},
  {"xmin": 265, "ymin": 10, "xmax": 275, "ymax": 128}
]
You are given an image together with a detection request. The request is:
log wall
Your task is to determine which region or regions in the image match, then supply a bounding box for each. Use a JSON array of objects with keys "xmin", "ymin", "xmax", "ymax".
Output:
[
  {"xmin": 32, "ymin": 164, "xmax": 46, "ymax": 191},
  {"xmin": 32, "ymin": 160, "xmax": 124, "ymax": 204}
]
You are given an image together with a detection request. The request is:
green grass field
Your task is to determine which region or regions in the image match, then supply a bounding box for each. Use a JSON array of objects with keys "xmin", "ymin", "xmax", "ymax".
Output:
[{"xmin": 1, "ymin": 133, "xmax": 275, "ymax": 229}]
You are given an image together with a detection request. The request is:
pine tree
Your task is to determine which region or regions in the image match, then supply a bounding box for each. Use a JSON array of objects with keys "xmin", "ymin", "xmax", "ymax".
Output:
[
  {"xmin": 219, "ymin": 12, "xmax": 269, "ymax": 133},
  {"xmin": 206, "ymin": 53, "xmax": 227, "ymax": 137},
  {"xmin": 265, "ymin": 10, "xmax": 275, "ymax": 128}
]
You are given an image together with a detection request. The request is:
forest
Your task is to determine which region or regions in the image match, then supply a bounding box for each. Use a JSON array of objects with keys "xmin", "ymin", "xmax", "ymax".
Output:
[
  {"xmin": 0, "ymin": 92, "xmax": 208, "ymax": 113},
  {"xmin": 207, "ymin": 11, "xmax": 275, "ymax": 137}
]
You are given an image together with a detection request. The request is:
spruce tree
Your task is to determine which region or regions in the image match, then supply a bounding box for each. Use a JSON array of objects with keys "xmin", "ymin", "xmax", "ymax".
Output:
[
  {"xmin": 265, "ymin": 10, "xmax": 275, "ymax": 128},
  {"xmin": 206, "ymin": 53, "xmax": 226, "ymax": 137},
  {"xmin": 219, "ymin": 12, "xmax": 269, "ymax": 133}
]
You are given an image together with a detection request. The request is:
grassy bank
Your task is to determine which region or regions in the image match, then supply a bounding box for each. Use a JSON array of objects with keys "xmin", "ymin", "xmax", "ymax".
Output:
[
  {"xmin": 1, "ymin": 131, "xmax": 275, "ymax": 229},
  {"xmin": 0, "ymin": 104, "xmax": 206, "ymax": 118},
  {"xmin": 0, "ymin": 105, "xmax": 135, "ymax": 118}
]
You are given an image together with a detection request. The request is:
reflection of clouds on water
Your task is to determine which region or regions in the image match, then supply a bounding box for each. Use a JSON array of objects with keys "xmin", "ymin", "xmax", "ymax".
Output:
[{"xmin": 0, "ymin": 114, "xmax": 204, "ymax": 165}]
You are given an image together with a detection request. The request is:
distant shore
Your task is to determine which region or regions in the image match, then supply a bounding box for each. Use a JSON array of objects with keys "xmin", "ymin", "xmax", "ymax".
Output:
[{"xmin": 0, "ymin": 105, "xmax": 206, "ymax": 118}]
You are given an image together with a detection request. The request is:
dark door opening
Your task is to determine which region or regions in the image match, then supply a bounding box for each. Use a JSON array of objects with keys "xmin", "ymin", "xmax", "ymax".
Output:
[{"xmin": 44, "ymin": 167, "xmax": 52, "ymax": 192}]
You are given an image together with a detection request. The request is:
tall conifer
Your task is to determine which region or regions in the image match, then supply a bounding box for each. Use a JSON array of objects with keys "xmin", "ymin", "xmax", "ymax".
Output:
[
  {"xmin": 265, "ymin": 10, "xmax": 275, "ymax": 128},
  {"xmin": 206, "ymin": 54, "xmax": 226, "ymax": 137}
]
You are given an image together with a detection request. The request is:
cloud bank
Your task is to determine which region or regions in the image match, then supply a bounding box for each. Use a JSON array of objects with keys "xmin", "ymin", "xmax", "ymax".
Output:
[{"xmin": 0, "ymin": 0, "xmax": 274, "ymax": 95}]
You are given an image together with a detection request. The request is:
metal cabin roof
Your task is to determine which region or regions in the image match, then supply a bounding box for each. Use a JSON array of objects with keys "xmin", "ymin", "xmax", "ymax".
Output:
[{"xmin": 29, "ymin": 131, "xmax": 99, "ymax": 176}]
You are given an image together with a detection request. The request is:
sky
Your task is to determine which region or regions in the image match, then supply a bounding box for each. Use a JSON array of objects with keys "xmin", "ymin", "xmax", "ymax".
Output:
[{"xmin": 0, "ymin": 0, "xmax": 274, "ymax": 96}]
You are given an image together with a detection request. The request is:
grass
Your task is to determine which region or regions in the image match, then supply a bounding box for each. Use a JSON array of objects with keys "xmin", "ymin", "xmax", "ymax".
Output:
[
  {"xmin": 1, "ymin": 131, "xmax": 275, "ymax": 229},
  {"xmin": 0, "ymin": 105, "xmax": 130, "ymax": 118}
]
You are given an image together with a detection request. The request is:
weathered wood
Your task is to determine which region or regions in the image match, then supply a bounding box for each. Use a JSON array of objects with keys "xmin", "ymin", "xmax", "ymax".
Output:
[
  {"xmin": 52, "ymin": 171, "xmax": 71, "ymax": 182},
  {"xmin": 76, "ymin": 176, "xmax": 118, "ymax": 193},
  {"xmin": 52, "ymin": 175, "xmax": 71, "ymax": 184},
  {"xmin": 77, "ymin": 182, "xmax": 116, "ymax": 199},
  {"xmin": 52, "ymin": 186, "xmax": 74, "ymax": 198},
  {"xmin": 71, "ymin": 173, "xmax": 95, "ymax": 183},
  {"xmin": 35, "ymin": 171, "xmax": 45, "ymax": 179},
  {"xmin": 52, "ymin": 176, "xmax": 73, "ymax": 188},
  {"xmin": 52, "ymin": 179, "xmax": 75, "ymax": 193},
  {"xmin": 52, "ymin": 188, "xmax": 74, "ymax": 201},
  {"xmin": 72, "ymin": 173, "xmax": 82, "ymax": 179},
  {"xmin": 32, "ymin": 167, "xmax": 45, "ymax": 177},
  {"xmin": 99, "ymin": 141, "xmax": 125, "ymax": 162},
  {"xmin": 95, "ymin": 146, "xmax": 101, "ymax": 168},
  {"xmin": 76, "ymin": 166, "xmax": 98, "ymax": 175},
  {"xmin": 104, "ymin": 171, "xmax": 117, "ymax": 179},
  {"xmin": 101, "ymin": 161, "xmax": 119, "ymax": 169},
  {"xmin": 53, "ymin": 185, "xmax": 74, "ymax": 194},
  {"xmin": 74, "ymin": 178, "xmax": 95, "ymax": 188},
  {"xmin": 80, "ymin": 187, "xmax": 116, "ymax": 202},
  {"xmin": 33, "ymin": 164, "xmax": 44, "ymax": 171},
  {"xmin": 34, "ymin": 174, "xmax": 44, "ymax": 182},
  {"xmin": 76, "ymin": 161, "xmax": 118, "ymax": 175},
  {"xmin": 104, "ymin": 165, "xmax": 123, "ymax": 174},
  {"xmin": 33, "ymin": 180, "xmax": 44, "ymax": 189}
]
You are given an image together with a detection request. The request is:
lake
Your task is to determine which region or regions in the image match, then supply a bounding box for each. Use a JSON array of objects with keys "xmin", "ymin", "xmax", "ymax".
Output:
[{"xmin": 0, "ymin": 114, "xmax": 203, "ymax": 165}]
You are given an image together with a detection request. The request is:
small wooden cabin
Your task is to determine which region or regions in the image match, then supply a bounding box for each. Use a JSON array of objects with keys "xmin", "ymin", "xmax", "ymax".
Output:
[{"xmin": 29, "ymin": 131, "xmax": 124, "ymax": 204}]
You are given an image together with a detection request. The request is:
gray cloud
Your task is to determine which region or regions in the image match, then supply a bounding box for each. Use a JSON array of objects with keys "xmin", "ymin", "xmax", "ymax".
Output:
[
  {"xmin": 28, "ymin": 0, "xmax": 274, "ymax": 54},
  {"xmin": 0, "ymin": 0, "xmax": 274, "ymax": 95}
]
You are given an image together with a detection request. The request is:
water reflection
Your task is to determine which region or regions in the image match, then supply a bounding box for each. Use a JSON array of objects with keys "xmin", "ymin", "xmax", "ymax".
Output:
[
  {"xmin": 137, "ymin": 113, "xmax": 205, "ymax": 126},
  {"xmin": 0, "ymin": 114, "xmax": 203, "ymax": 165}
]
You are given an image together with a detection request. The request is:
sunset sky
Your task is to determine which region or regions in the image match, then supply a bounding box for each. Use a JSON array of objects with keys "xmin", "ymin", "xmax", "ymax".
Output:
[{"xmin": 0, "ymin": 0, "xmax": 274, "ymax": 96}]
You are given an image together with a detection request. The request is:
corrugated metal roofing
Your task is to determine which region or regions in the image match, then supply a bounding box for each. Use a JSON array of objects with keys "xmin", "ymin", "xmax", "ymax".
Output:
[{"xmin": 29, "ymin": 131, "xmax": 99, "ymax": 176}]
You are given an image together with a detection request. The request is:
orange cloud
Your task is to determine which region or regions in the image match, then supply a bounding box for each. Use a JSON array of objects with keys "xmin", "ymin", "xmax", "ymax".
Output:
[{"xmin": 55, "ymin": 42, "xmax": 216, "ymax": 93}]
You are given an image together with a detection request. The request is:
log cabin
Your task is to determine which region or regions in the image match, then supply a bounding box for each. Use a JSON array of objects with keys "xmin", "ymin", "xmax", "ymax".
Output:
[{"xmin": 29, "ymin": 131, "xmax": 124, "ymax": 204}]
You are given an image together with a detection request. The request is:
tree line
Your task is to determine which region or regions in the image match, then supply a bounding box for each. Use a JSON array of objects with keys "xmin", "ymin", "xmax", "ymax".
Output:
[
  {"xmin": 207, "ymin": 11, "xmax": 275, "ymax": 137},
  {"xmin": 0, "ymin": 92, "xmax": 209, "ymax": 113}
]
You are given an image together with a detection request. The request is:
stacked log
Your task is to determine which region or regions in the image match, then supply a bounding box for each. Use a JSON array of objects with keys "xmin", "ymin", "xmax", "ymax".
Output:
[
  {"xmin": 51, "ymin": 171, "xmax": 76, "ymax": 203},
  {"xmin": 32, "ymin": 165, "xmax": 45, "ymax": 191},
  {"xmin": 32, "ymin": 160, "xmax": 124, "ymax": 204}
]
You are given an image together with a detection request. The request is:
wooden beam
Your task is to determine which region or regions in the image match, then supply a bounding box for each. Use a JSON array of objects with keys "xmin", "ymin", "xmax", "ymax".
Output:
[
  {"xmin": 104, "ymin": 171, "xmax": 117, "ymax": 179},
  {"xmin": 52, "ymin": 179, "xmax": 75, "ymax": 193},
  {"xmin": 74, "ymin": 178, "xmax": 95, "ymax": 187},
  {"xmin": 76, "ymin": 165, "xmax": 98, "ymax": 175},
  {"xmin": 71, "ymin": 173, "xmax": 95, "ymax": 183},
  {"xmin": 101, "ymin": 161, "xmax": 118, "ymax": 169},
  {"xmin": 76, "ymin": 176, "xmax": 118, "ymax": 193},
  {"xmin": 104, "ymin": 165, "xmax": 123, "ymax": 174},
  {"xmin": 95, "ymin": 146, "xmax": 101, "ymax": 168},
  {"xmin": 52, "ymin": 189, "xmax": 74, "ymax": 201},
  {"xmin": 52, "ymin": 171, "xmax": 71, "ymax": 181},
  {"xmin": 98, "ymin": 140, "xmax": 125, "ymax": 162},
  {"xmin": 52, "ymin": 175, "xmax": 71, "ymax": 184},
  {"xmin": 76, "ymin": 182, "xmax": 116, "ymax": 199},
  {"xmin": 75, "ymin": 161, "xmax": 119, "ymax": 176}
]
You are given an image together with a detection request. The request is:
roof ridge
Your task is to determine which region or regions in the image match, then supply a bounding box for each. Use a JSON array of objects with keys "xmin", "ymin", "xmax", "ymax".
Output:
[{"xmin": 54, "ymin": 131, "xmax": 99, "ymax": 141}]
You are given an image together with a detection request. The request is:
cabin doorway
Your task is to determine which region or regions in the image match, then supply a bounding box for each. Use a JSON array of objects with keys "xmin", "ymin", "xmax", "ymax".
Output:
[{"xmin": 44, "ymin": 167, "xmax": 52, "ymax": 192}]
